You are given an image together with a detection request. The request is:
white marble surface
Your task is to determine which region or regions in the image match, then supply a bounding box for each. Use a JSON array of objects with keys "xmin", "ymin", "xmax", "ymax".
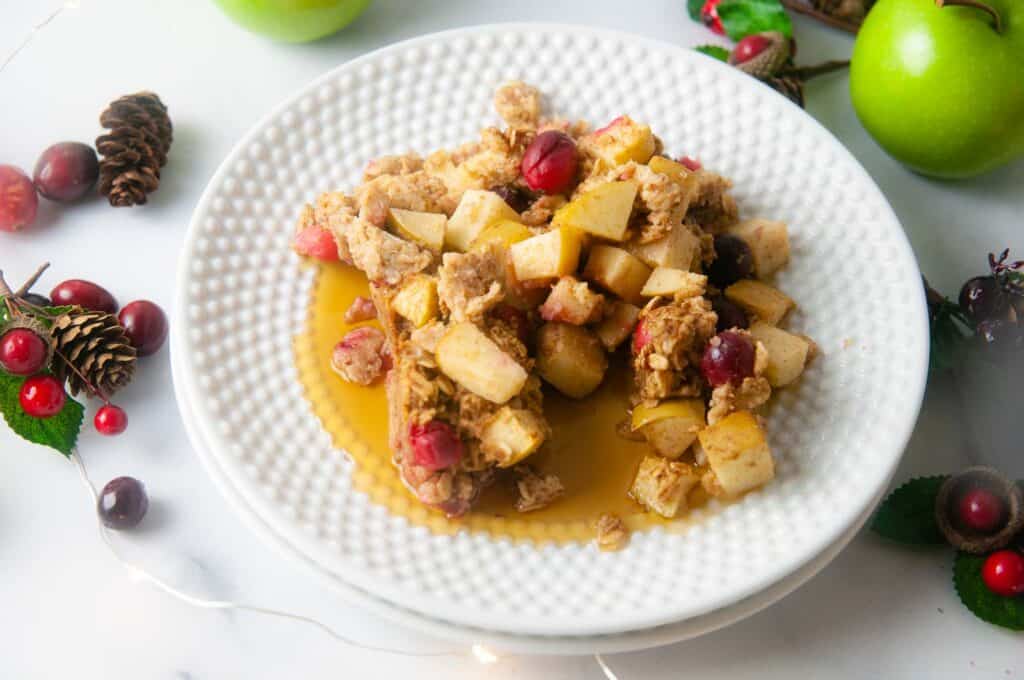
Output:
[{"xmin": 1, "ymin": 1, "xmax": 1021, "ymax": 678}]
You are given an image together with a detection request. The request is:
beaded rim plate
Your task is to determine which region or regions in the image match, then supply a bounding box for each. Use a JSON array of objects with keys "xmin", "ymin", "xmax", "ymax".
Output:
[{"xmin": 172, "ymin": 24, "xmax": 929, "ymax": 637}]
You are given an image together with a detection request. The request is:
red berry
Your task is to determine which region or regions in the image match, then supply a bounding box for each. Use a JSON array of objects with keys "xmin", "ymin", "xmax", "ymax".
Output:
[
  {"xmin": 678, "ymin": 156, "xmax": 702, "ymax": 171},
  {"xmin": 292, "ymin": 224, "xmax": 339, "ymax": 261},
  {"xmin": 701, "ymin": 0, "xmax": 725, "ymax": 35},
  {"xmin": 521, "ymin": 131, "xmax": 579, "ymax": 194},
  {"xmin": 118, "ymin": 300, "xmax": 168, "ymax": 357},
  {"xmin": 98, "ymin": 476, "xmax": 149, "ymax": 530},
  {"xmin": 0, "ymin": 165, "xmax": 39, "ymax": 232},
  {"xmin": 33, "ymin": 142, "xmax": 99, "ymax": 202},
  {"xmin": 94, "ymin": 404, "xmax": 128, "ymax": 436},
  {"xmin": 409, "ymin": 419, "xmax": 464, "ymax": 471},
  {"xmin": 50, "ymin": 279, "xmax": 118, "ymax": 313},
  {"xmin": 982, "ymin": 550, "xmax": 1024, "ymax": 597},
  {"xmin": 701, "ymin": 331, "xmax": 755, "ymax": 387},
  {"xmin": 0, "ymin": 328, "xmax": 49, "ymax": 376},
  {"xmin": 957, "ymin": 487, "xmax": 1005, "ymax": 534},
  {"xmin": 19, "ymin": 375, "xmax": 66, "ymax": 418},
  {"xmin": 632, "ymin": 318, "xmax": 652, "ymax": 354},
  {"xmin": 732, "ymin": 34, "xmax": 772, "ymax": 64}
]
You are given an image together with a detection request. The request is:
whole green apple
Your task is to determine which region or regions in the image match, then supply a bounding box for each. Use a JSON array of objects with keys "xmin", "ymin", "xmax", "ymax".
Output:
[
  {"xmin": 850, "ymin": 0, "xmax": 1024, "ymax": 178},
  {"xmin": 213, "ymin": 0, "xmax": 371, "ymax": 43}
]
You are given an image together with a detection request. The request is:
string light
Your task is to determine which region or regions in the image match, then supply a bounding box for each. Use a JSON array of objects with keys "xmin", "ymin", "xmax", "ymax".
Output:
[
  {"xmin": 0, "ymin": 2, "xmax": 79, "ymax": 74},
  {"xmin": 470, "ymin": 643, "xmax": 499, "ymax": 665}
]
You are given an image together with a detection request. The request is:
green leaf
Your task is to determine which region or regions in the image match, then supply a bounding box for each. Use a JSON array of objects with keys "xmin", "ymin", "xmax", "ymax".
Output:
[
  {"xmin": 695, "ymin": 45, "xmax": 731, "ymax": 62},
  {"xmin": 717, "ymin": 0, "xmax": 793, "ymax": 40},
  {"xmin": 0, "ymin": 371, "xmax": 83, "ymax": 458},
  {"xmin": 929, "ymin": 295, "xmax": 973, "ymax": 373},
  {"xmin": 954, "ymin": 552, "xmax": 1024, "ymax": 630},
  {"xmin": 687, "ymin": 0, "xmax": 706, "ymax": 21},
  {"xmin": 871, "ymin": 476, "xmax": 949, "ymax": 545}
]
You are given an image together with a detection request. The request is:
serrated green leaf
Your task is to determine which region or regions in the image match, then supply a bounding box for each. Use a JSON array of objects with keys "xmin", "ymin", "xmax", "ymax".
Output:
[
  {"xmin": 871, "ymin": 476, "xmax": 949, "ymax": 545},
  {"xmin": 687, "ymin": 0, "xmax": 706, "ymax": 21},
  {"xmin": 718, "ymin": 0, "xmax": 793, "ymax": 40},
  {"xmin": 695, "ymin": 45, "xmax": 731, "ymax": 62},
  {"xmin": 0, "ymin": 371, "xmax": 83, "ymax": 458},
  {"xmin": 954, "ymin": 552, "xmax": 1024, "ymax": 630}
]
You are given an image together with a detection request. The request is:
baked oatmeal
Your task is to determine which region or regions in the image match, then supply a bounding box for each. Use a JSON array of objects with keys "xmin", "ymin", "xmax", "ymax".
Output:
[{"xmin": 292, "ymin": 81, "xmax": 816, "ymax": 541}]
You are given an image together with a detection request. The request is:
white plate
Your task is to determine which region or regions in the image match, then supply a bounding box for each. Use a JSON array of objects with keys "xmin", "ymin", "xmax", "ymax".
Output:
[{"xmin": 172, "ymin": 24, "xmax": 929, "ymax": 637}]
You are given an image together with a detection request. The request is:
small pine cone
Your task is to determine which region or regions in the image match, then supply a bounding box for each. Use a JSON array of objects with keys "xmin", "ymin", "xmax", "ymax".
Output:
[
  {"xmin": 767, "ymin": 73, "xmax": 806, "ymax": 108},
  {"xmin": 814, "ymin": 0, "xmax": 871, "ymax": 22},
  {"xmin": 51, "ymin": 309, "xmax": 137, "ymax": 398},
  {"xmin": 96, "ymin": 92, "xmax": 173, "ymax": 207}
]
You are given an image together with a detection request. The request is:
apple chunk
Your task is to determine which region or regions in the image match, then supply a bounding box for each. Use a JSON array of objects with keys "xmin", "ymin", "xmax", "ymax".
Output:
[
  {"xmin": 480, "ymin": 406, "xmax": 548, "ymax": 467},
  {"xmin": 725, "ymin": 219, "xmax": 790, "ymax": 278},
  {"xmin": 436, "ymin": 322, "xmax": 528, "ymax": 404},
  {"xmin": 631, "ymin": 399, "xmax": 705, "ymax": 458},
  {"xmin": 552, "ymin": 180, "xmax": 639, "ymax": 242},
  {"xmin": 724, "ymin": 279, "xmax": 795, "ymax": 325},
  {"xmin": 536, "ymin": 322, "xmax": 608, "ymax": 398},
  {"xmin": 391, "ymin": 275, "xmax": 439, "ymax": 328},
  {"xmin": 445, "ymin": 189, "xmax": 520, "ymax": 252},
  {"xmin": 510, "ymin": 227, "xmax": 583, "ymax": 283},
  {"xmin": 386, "ymin": 208, "xmax": 446, "ymax": 251},
  {"xmin": 749, "ymin": 321, "xmax": 811, "ymax": 387},
  {"xmin": 697, "ymin": 410, "xmax": 774, "ymax": 497},
  {"xmin": 630, "ymin": 455, "xmax": 700, "ymax": 518},
  {"xmin": 583, "ymin": 245, "xmax": 652, "ymax": 304},
  {"xmin": 594, "ymin": 301, "xmax": 641, "ymax": 351},
  {"xmin": 627, "ymin": 224, "xmax": 701, "ymax": 271},
  {"xmin": 648, "ymin": 155, "xmax": 694, "ymax": 182},
  {"xmin": 470, "ymin": 219, "xmax": 532, "ymax": 252},
  {"xmin": 589, "ymin": 116, "xmax": 657, "ymax": 166},
  {"xmin": 641, "ymin": 268, "xmax": 707, "ymax": 298}
]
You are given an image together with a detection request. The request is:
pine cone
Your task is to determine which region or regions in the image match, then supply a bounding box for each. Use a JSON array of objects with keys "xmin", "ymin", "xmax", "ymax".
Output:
[
  {"xmin": 51, "ymin": 309, "xmax": 137, "ymax": 398},
  {"xmin": 96, "ymin": 92, "xmax": 173, "ymax": 207}
]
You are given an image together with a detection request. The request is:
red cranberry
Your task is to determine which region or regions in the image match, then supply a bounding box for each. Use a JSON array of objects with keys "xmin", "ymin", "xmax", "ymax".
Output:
[
  {"xmin": 701, "ymin": 0, "xmax": 725, "ymax": 34},
  {"xmin": 521, "ymin": 131, "xmax": 578, "ymax": 194},
  {"xmin": 409, "ymin": 420, "xmax": 463, "ymax": 471},
  {"xmin": 94, "ymin": 404, "xmax": 128, "ymax": 436},
  {"xmin": 982, "ymin": 550, "xmax": 1024, "ymax": 597},
  {"xmin": 119, "ymin": 300, "xmax": 168, "ymax": 357},
  {"xmin": 678, "ymin": 156, "xmax": 702, "ymax": 171},
  {"xmin": 710, "ymin": 295, "xmax": 749, "ymax": 332},
  {"xmin": 701, "ymin": 331, "xmax": 755, "ymax": 387},
  {"xmin": 732, "ymin": 34, "xmax": 772, "ymax": 64},
  {"xmin": 19, "ymin": 375, "xmax": 66, "ymax": 418},
  {"xmin": 0, "ymin": 328, "xmax": 49, "ymax": 376},
  {"xmin": 0, "ymin": 165, "xmax": 39, "ymax": 232},
  {"xmin": 292, "ymin": 224, "xmax": 339, "ymax": 261},
  {"xmin": 491, "ymin": 303, "xmax": 531, "ymax": 344},
  {"xmin": 98, "ymin": 476, "xmax": 149, "ymax": 530},
  {"xmin": 50, "ymin": 279, "xmax": 118, "ymax": 314},
  {"xmin": 957, "ymin": 487, "xmax": 1005, "ymax": 534},
  {"xmin": 33, "ymin": 142, "xmax": 99, "ymax": 202},
  {"xmin": 632, "ymin": 318, "xmax": 652, "ymax": 354}
]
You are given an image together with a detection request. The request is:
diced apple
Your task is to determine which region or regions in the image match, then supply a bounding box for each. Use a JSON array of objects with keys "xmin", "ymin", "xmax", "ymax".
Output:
[
  {"xmin": 390, "ymin": 275, "xmax": 439, "ymax": 328},
  {"xmin": 583, "ymin": 245, "xmax": 652, "ymax": 304},
  {"xmin": 697, "ymin": 411, "xmax": 775, "ymax": 497},
  {"xmin": 480, "ymin": 406, "xmax": 548, "ymax": 467},
  {"xmin": 641, "ymin": 268, "xmax": 707, "ymax": 299},
  {"xmin": 536, "ymin": 322, "xmax": 608, "ymax": 398},
  {"xmin": 648, "ymin": 155, "xmax": 693, "ymax": 182},
  {"xmin": 445, "ymin": 189, "xmax": 520, "ymax": 252},
  {"xmin": 538, "ymin": 277, "xmax": 604, "ymax": 325},
  {"xmin": 724, "ymin": 279, "xmax": 795, "ymax": 325},
  {"xmin": 627, "ymin": 225, "xmax": 701, "ymax": 271},
  {"xmin": 551, "ymin": 181, "xmax": 639, "ymax": 242},
  {"xmin": 436, "ymin": 322, "xmax": 528, "ymax": 403},
  {"xmin": 749, "ymin": 321, "xmax": 811, "ymax": 387},
  {"xmin": 725, "ymin": 219, "xmax": 790, "ymax": 278},
  {"xmin": 594, "ymin": 301, "xmax": 641, "ymax": 351},
  {"xmin": 631, "ymin": 399, "xmax": 705, "ymax": 458},
  {"xmin": 510, "ymin": 227, "xmax": 583, "ymax": 282},
  {"xmin": 590, "ymin": 116, "xmax": 657, "ymax": 166},
  {"xmin": 470, "ymin": 219, "xmax": 532, "ymax": 252},
  {"xmin": 630, "ymin": 455, "xmax": 700, "ymax": 518},
  {"xmin": 386, "ymin": 208, "xmax": 447, "ymax": 252}
]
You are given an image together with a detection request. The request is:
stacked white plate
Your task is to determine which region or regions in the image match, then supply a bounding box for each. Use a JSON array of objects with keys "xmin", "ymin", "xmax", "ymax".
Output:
[{"xmin": 171, "ymin": 24, "xmax": 929, "ymax": 654}]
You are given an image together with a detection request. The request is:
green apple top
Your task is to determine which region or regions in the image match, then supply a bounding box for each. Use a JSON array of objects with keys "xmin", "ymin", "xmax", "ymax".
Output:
[
  {"xmin": 213, "ymin": 0, "xmax": 371, "ymax": 43},
  {"xmin": 851, "ymin": 0, "xmax": 1024, "ymax": 178}
]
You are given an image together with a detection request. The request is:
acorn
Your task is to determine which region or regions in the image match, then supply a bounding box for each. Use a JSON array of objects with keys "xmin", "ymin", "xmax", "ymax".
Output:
[
  {"xmin": 728, "ymin": 32, "xmax": 792, "ymax": 80},
  {"xmin": 935, "ymin": 466, "xmax": 1024, "ymax": 554}
]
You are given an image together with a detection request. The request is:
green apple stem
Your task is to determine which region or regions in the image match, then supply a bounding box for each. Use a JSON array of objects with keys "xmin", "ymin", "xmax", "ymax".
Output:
[
  {"xmin": 784, "ymin": 60, "xmax": 851, "ymax": 81},
  {"xmin": 936, "ymin": 0, "xmax": 1003, "ymax": 33}
]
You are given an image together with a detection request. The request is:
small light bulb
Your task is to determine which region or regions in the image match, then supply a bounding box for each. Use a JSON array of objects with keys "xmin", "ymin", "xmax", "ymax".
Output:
[{"xmin": 471, "ymin": 644, "xmax": 498, "ymax": 665}]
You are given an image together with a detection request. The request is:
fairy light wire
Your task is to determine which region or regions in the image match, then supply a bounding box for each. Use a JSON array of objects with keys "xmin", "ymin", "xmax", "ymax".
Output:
[{"xmin": 0, "ymin": 1, "xmax": 79, "ymax": 75}]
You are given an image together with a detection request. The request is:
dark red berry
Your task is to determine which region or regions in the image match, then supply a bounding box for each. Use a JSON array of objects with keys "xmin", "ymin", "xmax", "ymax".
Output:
[
  {"xmin": 490, "ymin": 185, "xmax": 530, "ymax": 213},
  {"xmin": 701, "ymin": 331, "xmax": 755, "ymax": 387},
  {"xmin": 94, "ymin": 404, "xmax": 128, "ymax": 436},
  {"xmin": 521, "ymin": 131, "xmax": 578, "ymax": 194},
  {"xmin": 957, "ymin": 487, "xmax": 1005, "ymax": 534},
  {"xmin": 632, "ymin": 318, "xmax": 652, "ymax": 355},
  {"xmin": 98, "ymin": 476, "xmax": 149, "ymax": 530},
  {"xmin": 0, "ymin": 165, "xmax": 39, "ymax": 232},
  {"xmin": 50, "ymin": 279, "xmax": 118, "ymax": 313},
  {"xmin": 731, "ymin": 34, "xmax": 772, "ymax": 64},
  {"xmin": 959, "ymin": 276, "xmax": 1007, "ymax": 324},
  {"xmin": 710, "ymin": 295, "xmax": 749, "ymax": 332},
  {"xmin": 0, "ymin": 328, "xmax": 49, "ymax": 376},
  {"xmin": 33, "ymin": 142, "xmax": 99, "ymax": 202},
  {"xmin": 701, "ymin": 0, "xmax": 725, "ymax": 34},
  {"xmin": 982, "ymin": 550, "xmax": 1024, "ymax": 597},
  {"xmin": 707, "ymin": 234, "xmax": 754, "ymax": 288},
  {"xmin": 118, "ymin": 300, "xmax": 168, "ymax": 357},
  {"xmin": 409, "ymin": 419, "xmax": 463, "ymax": 471},
  {"xmin": 19, "ymin": 375, "xmax": 66, "ymax": 418}
]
